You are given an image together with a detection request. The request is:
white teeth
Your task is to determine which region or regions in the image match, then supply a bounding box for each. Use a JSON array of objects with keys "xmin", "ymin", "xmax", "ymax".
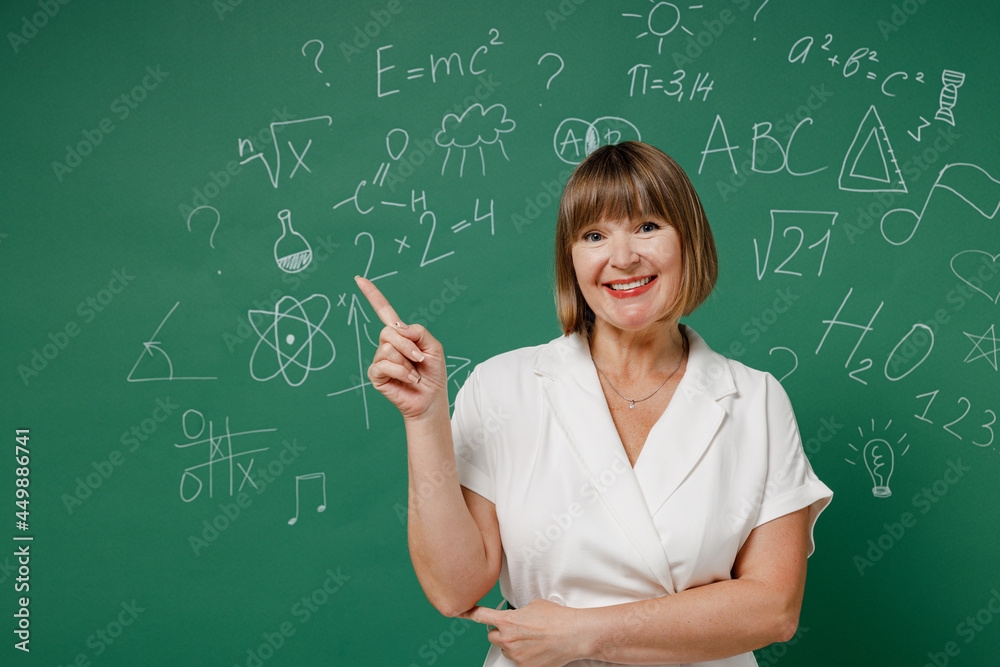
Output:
[{"xmin": 608, "ymin": 277, "xmax": 653, "ymax": 291}]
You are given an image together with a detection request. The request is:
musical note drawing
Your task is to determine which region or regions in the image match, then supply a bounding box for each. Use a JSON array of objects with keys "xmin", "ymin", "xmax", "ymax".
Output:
[
  {"xmin": 288, "ymin": 472, "xmax": 327, "ymax": 525},
  {"xmin": 880, "ymin": 163, "xmax": 1000, "ymax": 245},
  {"xmin": 127, "ymin": 302, "xmax": 218, "ymax": 382}
]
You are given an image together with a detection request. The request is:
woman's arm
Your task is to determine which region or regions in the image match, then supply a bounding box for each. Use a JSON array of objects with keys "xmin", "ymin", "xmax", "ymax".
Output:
[
  {"xmin": 404, "ymin": 404, "xmax": 502, "ymax": 617},
  {"xmin": 464, "ymin": 507, "xmax": 811, "ymax": 666},
  {"xmin": 583, "ymin": 507, "xmax": 809, "ymax": 663},
  {"xmin": 355, "ymin": 276, "xmax": 501, "ymax": 618}
]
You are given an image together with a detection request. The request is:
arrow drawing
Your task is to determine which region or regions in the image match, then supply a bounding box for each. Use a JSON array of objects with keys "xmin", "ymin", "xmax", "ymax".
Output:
[{"xmin": 328, "ymin": 294, "xmax": 375, "ymax": 429}]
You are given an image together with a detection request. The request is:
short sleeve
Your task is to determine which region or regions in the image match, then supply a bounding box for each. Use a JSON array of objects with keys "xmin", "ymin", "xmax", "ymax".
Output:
[
  {"xmin": 753, "ymin": 373, "xmax": 833, "ymax": 556},
  {"xmin": 450, "ymin": 367, "xmax": 496, "ymax": 503}
]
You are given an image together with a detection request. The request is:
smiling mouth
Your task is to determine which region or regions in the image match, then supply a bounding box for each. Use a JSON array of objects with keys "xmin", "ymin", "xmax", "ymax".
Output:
[{"xmin": 606, "ymin": 276, "xmax": 655, "ymax": 291}]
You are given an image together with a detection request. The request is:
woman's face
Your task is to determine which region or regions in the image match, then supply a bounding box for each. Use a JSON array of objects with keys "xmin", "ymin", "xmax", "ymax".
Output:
[{"xmin": 571, "ymin": 215, "xmax": 683, "ymax": 335}]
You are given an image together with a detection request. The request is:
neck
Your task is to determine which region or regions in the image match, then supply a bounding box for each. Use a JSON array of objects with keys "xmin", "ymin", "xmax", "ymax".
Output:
[{"xmin": 588, "ymin": 319, "xmax": 686, "ymax": 380}]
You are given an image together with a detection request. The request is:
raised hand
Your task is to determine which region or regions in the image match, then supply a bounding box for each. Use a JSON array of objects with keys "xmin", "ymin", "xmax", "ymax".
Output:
[{"xmin": 354, "ymin": 276, "xmax": 449, "ymax": 421}]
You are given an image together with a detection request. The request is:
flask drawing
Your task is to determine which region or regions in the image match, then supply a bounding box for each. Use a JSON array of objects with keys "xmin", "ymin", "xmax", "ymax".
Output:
[
  {"xmin": 863, "ymin": 438, "xmax": 894, "ymax": 497},
  {"xmin": 274, "ymin": 209, "xmax": 313, "ymax": 273}
]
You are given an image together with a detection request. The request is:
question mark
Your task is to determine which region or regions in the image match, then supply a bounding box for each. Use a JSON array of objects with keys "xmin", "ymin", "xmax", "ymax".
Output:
[
  {"xmin": 186, "ymin": 206, "xmax": 221, "ymax": 250},
  {"xmin": 752, "ymin": 0, "xmax": 770, "ymax": 41},
  {"xmin": 537, "ymin": 53, "xmax": 564, "ymax": 91},
  {"xmin": 301, "ymin": 39, "xmax": 330, "ymax": 87}
]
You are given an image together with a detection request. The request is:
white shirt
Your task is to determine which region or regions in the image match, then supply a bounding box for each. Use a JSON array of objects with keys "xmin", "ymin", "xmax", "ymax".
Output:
[{"xmin": 451, "ymin": 327, "xmax": 833, "ymax": 667}]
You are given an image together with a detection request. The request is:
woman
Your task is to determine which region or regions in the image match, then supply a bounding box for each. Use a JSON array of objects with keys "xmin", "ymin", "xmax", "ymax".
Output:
[{"xmin": 356, "ymin": 141, "xmax": 833, "ymax": 666}]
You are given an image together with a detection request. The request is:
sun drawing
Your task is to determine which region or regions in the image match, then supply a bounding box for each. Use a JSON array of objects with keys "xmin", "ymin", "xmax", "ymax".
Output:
[{"xmin": 622, "ymin": 1, "xmax": 705, "ymax": 55}]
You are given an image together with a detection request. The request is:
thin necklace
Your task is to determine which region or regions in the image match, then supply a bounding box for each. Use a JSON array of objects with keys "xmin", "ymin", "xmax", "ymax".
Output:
[{"xmin": 595, "ymin": 334, "xmax": 688, "ymax": 409}]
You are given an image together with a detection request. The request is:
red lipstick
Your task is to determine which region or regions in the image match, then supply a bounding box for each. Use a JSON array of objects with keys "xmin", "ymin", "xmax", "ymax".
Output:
[{"xmin": 602, "ymin": 275, "xmax": 657, "ymax": 299}]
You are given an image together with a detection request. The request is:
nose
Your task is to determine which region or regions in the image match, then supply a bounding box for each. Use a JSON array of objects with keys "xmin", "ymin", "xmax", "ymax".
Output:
[{"xmin": 608, "ymin": 233, "xmax": 638, "ymax": 269}]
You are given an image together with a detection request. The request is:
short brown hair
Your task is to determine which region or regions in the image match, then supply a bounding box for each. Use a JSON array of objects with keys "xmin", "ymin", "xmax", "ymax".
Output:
[{"xmin": 554, "ymin": 141, "xmax": 718, "ymax": 335}]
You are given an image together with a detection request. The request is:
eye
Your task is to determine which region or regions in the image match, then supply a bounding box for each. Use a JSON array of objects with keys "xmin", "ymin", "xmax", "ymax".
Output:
[
  {"xmin": 582, "ymin": 231, "xmax": 604, "ymax": 242},
  {"xmin": 638, "ymin": 221, "xmax": 660, "ymax": 233}
]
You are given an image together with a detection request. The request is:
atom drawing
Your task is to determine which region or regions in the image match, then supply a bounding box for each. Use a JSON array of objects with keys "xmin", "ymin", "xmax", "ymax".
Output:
[{"xmin": 248, "ymin": 294, "xmax": 336, "ymax": 386}]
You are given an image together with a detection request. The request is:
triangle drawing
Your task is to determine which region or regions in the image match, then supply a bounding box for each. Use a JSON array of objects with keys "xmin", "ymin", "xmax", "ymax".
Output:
[{"xmin": 839, "ymin": 106, "xmax": 907, "ymax": 193}]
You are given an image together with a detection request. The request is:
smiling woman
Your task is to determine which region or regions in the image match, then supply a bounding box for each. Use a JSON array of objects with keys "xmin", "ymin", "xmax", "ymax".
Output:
[
  {"xmin": 359, "ymin": 140, "xmax": 832, "ymax": 667},
  {"xmin": 556, "ymin": 141, "xmax": 718, "ymax": 336}
]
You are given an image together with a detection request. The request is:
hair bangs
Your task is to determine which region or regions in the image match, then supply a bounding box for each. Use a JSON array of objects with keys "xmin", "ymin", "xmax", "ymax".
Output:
[{"xmin": 560, "ymin": 152, "xmax": 667, "ymax": 244}]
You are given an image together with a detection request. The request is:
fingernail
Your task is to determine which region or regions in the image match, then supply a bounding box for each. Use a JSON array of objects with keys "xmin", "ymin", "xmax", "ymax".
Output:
[
  {"xmin": 412, "ymin": 349, "xmax": 425, "ymax": 362},
  {"xmin": 394, "ymin": 321, "xmax": 409, "ymax": 330},
  {"xmin": 409, "ymin": 372, "xmax": 421, "ymax": 383}
]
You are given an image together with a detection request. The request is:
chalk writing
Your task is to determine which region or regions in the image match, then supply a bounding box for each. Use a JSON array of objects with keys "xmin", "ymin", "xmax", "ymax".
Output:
[
  {"xmin": 621, "ymin": 2, "xmax": 706, "ymax": 54},
  {"xmin": 839, "ymin": 106, "xmax": 906, "ymax": 193},
  {"xmin": 376, "ymin": 29, "xmax": 504, "ymax": 97},
  {"xmin": 880, "ymin": 163, "xmax": 1000, "ymax": 246},
  {"xmin": 963, "ymin": 324, "xmax": 999, "ymax": 371},
  {"xmin": 175, "ymin": 409, "xmax": 275, "ymax": 503},
  {"xmin": 915, "ymin": 391, "xmax": 996, "ymax": 447},
  {"xmin": 754, "ymin": 210, "xmax": 837, "ymax": 280},
  {"xmin": 845, "ymin": 419, "xmax": 908, "ymax": 498},
  {"xmin": 248, "ymin": 294, "xmax": 336, "ymax": 387},
  {"xmin": 238, "ymin": 115, "xmax": 333, "ymax": 188},
  {"xmin": 274, "ymin": 209, "xmax": 313, "ymax": 274},
  {"xmin": 127, "ymin": 302, "xmax": 217, "ymax": 382},
  {"xmin": 554, "ymin": 117, "xmax": 642, "ymax": 164},
  {"xmin": 436, "ymin": 103, "xmax": 515, "ymax": 177}
]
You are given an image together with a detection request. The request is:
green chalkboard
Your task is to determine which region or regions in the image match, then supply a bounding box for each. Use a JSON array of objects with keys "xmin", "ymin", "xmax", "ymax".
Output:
[{"xmin": 3, "ymin": 0, "xmax": 999, "ymax": 665}]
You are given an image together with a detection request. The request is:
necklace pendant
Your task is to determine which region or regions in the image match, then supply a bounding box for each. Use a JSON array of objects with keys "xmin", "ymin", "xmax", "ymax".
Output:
[{"xmin": 629, "ymin": 401, "xmax": 635, "ymax": 409}]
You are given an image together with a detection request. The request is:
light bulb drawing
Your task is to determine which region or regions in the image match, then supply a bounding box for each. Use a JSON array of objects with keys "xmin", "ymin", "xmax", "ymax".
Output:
[
  {"xmin": 621, "ymin": 2, "xmax": 705, "ymax": 55},
  {"xmin": 846, "ymin": 419, "xmax": 910, "ymax": 498},
  {"xmin": 863, "ymin": 438, "xmax": 894, "ymax": 497}
]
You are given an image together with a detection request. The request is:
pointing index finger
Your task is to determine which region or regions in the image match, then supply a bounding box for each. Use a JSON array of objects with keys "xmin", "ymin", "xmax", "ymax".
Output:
[{"xmin": 354, "ymin": 275, "xmax": 404, "ymax": 327}]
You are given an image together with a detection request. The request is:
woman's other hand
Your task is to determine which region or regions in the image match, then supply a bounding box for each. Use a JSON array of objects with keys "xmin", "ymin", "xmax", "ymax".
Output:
[
  {"xmin": 355, "ymin": 276, "xmax": 448, "ymax": 421},
  {"xmin": 460, "ymin": 599, "xmax": 588, "ymax": 667}
]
